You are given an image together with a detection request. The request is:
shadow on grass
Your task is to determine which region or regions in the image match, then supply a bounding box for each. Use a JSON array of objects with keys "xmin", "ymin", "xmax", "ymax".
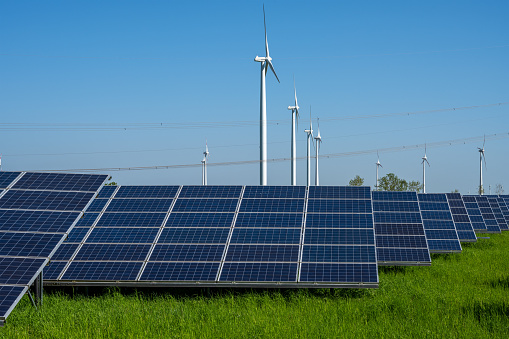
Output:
[
  {"xmin": 45, "ymin": 285, "xmax": 373, "ymax": 302},
  {"xmin": 488, "ymin": 276, "xmax": 509, "ymax": 289},
  {"xmin": 378, "ymin": 266, "xmax": 406, "ymax": 275},
  {"xmin": 430, "ymin": 253, "xmax": 460, "ymax": 261},
  {"xmin": 465, "ymin": 300, "xmax": 509, "ymax": 332}
]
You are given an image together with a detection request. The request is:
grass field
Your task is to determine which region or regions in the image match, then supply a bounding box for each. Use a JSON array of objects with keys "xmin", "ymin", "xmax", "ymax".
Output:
[{"xmin": 2, "ymin": 233, "xmax": 509, "ymax": 338}]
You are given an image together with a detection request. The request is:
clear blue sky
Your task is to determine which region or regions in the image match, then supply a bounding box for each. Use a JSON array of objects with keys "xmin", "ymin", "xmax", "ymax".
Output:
[{"xmin": 1, "ymin": 0, "xmax": 508, "ymax": 193}]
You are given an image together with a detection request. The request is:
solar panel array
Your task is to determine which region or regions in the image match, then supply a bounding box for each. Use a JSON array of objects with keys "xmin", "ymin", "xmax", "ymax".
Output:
[
  {"xmin": 0, "ymin": 172, "xmax": 107, "ymax": 326},
  {"xmin": 45, "ymin": 186, "xmax": 379, "ymax": 288},
  {"xmin": 462, "ymin": 196, "xmax": 488, "ymax": 232},
  {"xmin": 446, "ymin": 193, "xmax": 477, "ymax": 242},
  {"xmin": 499, "ymin": 195, "xmax": 509, "ymax": 225},
  {"xmin": 371, "ymin": 191, "xmax": 431, "ymax": 266},
  {"xmin": 486, "ymin": 196, "xmax": 509, "ymax": 231},
  {"xmin": 471, "ymin": 196, "xmax": 501, "ymax": 233},
  {"xmin": 417, "ymin": 193, "xmax": 462, "ymax": 253}
]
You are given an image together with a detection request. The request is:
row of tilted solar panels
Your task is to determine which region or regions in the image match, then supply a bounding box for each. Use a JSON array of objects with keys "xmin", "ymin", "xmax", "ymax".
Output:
[{"xmin": 1, "ymin": 171, "xmax": 509, "ymax": 326}]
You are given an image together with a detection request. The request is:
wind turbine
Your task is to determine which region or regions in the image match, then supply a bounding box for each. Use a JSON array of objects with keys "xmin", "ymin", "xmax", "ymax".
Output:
[
  {"xmin": 287, "ymin": 77, "xmax": 299, "ymax": 186},
  {"xmin": 478, "ymin": 136, "xmax": 487, "ymax": 195},
  {"xmin": 421, "ymin": 144, "xmax": 430, "ymax": 193},
  {"xmin": 304, "ymin": 109, "xmax": 313, "ymax": 186},
  {"xmin": 254, "ymin": 5, "xmax": 280, "ymax": 185},
  {"xmin": 314, "ymin": 118, "xmax": 322, "ymax": 186},
  {"xmin": 375, "ymin": 151, "xmax": 382, "ymax": 191},
  {"xmin": 202, "ymin": 142, "xmax": 209, "ymax": 185}
]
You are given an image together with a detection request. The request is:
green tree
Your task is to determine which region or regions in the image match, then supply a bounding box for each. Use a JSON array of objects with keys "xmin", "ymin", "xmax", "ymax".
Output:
[
  {"xmin": 378, "ymin": 173, "xmax": 422, "ymax": 192},
  {"xmin": 451, "ymin": 189, "xmax": 459, "ymax": 193},
  {"xmin": 105, "ymin": 176, "xmax": 117, "ymax": 186},
  {"xmin": 495, "ymin": 183, "xmax": 504, "ymax": 195},
  {"xmin": 349, "ymin": 175, "xmax": 364, "ymax": 186}
]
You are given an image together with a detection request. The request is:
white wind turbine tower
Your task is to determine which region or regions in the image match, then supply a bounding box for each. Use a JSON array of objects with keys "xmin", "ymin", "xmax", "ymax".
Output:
[
  {"xmin": 202, "ymin": 142, "xmax": 209, "ymax": 186},
  {"xmin": 287, "ymin": 77, "xmax": 299, "ymax": 186},
  {"xmin": 304, "ymin": 109, "xmax": 314, "ymax": 186},
  {"xmin": 421, "ymin": 144, "xmax": 430, "ymax": 193},
  {"xmin": 478, "ymin": 136, "xmax": 487, "ymax": 195},
  {"xmin": 314, "ymin": 118, "xmax": 322, "ymax": 186},
  {"xmin": 254, "ymin": 5, "xmax": 280, "ymax": 185},
  {"xmin": 375, "ymin": 151, "xmax": 382, "ymax": 191}
]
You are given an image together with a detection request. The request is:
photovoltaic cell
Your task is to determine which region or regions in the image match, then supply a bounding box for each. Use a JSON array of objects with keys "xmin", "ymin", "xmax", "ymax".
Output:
[
  {"xmin": 486, "ymin": 196, "xmax": 509, "ymax": 230},
  {"xmin": 86, "ymin": 198, "xmax": 109, "ymax": 212},
  {"xmin": 472, "ymin": 196, "xmax": 500, "ymax": 233},
  {"xmin": 165, "ymin": 213, "xmax": 234, "ymax": 228},
  {"xmin": 173, "ymin": 199, "xmax": 238, "ymax": 212},
  {"xmin": 307, "ymin": 199, "xmax": 372, "ymax": 213},
  {"xmin": 0, "ymin": 258, "xmax": 47, "ymax": 285},
  {"xmin": 0, "ymin": 232, "xmax": 64, "ymax": 257},
  {"xmin": 299, "ymin": 263, "xmax": 378, "ymax": 283},
  {"xmin": 96, "ymin": 213, "xmax": 166, "ymax": 228},
  {"xmin": 62, "ymin": 262, "xmax": 143, "ymax": 281},
  {"xmin": 372, "ymin": 191, "xmax": 430, "ymax": 265},
  {"xmin": 0, "ymin": 172, "xmax": 21, "ymax": 189},
  {"xmin": 96, "ymin": 185, "xmax": 117, "ymax": 198},
  {"xmin": 446, "ymin": 193, "xmax": 477, "ymax": 242},
  {"xmin": 302, "ymin": 245, "xmax": 376, "ymax": 263},
  {"xmin": 51, "ymin": 243, "xmax": 80, "ymax": 260},
  {"xmin": 179, "ymin": 186, "xmax": 242, "ymax": 198},
  {"xmin": 75, "ymin": 213, "xmax": 100, "ymax": 227},
  {"xmin": 115, "ymin": 186, "xmax": 179, "ymax": 198},
  {"xmin": 0, "ymin": 190, "xmax": 94, "ymax": 211},
  {"xmin": 235, "ymin": 213, "xmax": 302, "ymax": 228},
  {"xmin": 86, "ymin": 228, "xmax": 159, "ymax": 243},
  {"xmin": 140, "ymin": 262, "xmax": 220, "ymax": 281},
  {"xmin": 43, "ymin": 261, "xmax": 68, "ymax": 280},
  {"xmin": 149, "ymin": 244, "xmax": 225, "ymax": 262},
  {"xmin": 65, "ymin": 226, "xmax": 90, "ymax": 242},
  {"xmin": 305, "ymin": 213, "xmax": 373, "ymax": 228},
  {"xmin": 225, "ymin": 245, "xmax": 299, "ymax": 262},
  {"xmin": 462, "ymin": 197, "xmax": 487, "ymax": 232},
  {"xmin": 0, "ymin": 210, "xmax": 80, "ymax": 233},
  {"xmin": 239, "ymin": 199, "xmax": 304, "ymax": 213},
  {"xmin": 219, "ymin": 263, "xmax": 297, "ymax": 282},
  {"xmin": 107, "ymin": 199, "xmax": 174, "ymax": 212},
  {"xmin": 304, "ymin": 229, "xmax": 375, "ymax": 245},
  {"xmin": 74, "ymin": 244, "xmax": 150, "ymax": 261},
  {"xmin": 157, "ymin": 228, "xmax": 230, "ymax": 244},
  {"xmin": 12, "ymin": 172, "xmax": 106, "ymax": 192},
  {"xmin": 308, "ymin": 186, "xmax": 371, "ymax": 199},
  {"xmin": 0, "ymin": 286, "xmax": 27, "ymax": 323},
  {"xmin": 243, "ymin": 186, "xmax": 306, "ymax": 199},
  {"xmin": 230, "ymin": 228, "xmax": 301, "ymax": 244}
]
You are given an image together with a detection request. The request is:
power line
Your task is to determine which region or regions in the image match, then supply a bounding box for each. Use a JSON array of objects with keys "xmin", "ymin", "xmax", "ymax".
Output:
[
  {"xmin": 0, "ymin": 102, "xmax": 506, "ymax": 132},
  {"xmin": 28, "ymin": 132, "xmax": 509, "ymax": 173}
]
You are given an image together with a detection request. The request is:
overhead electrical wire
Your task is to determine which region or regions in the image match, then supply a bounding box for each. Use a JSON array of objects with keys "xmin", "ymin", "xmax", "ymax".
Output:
[
  {"xmin": 0, "ymin": 102, "xmax": 506, "ymax": 132},
  {"xmin": 28, "ymin": 132, "xmax": 509, "ymax": 173}
]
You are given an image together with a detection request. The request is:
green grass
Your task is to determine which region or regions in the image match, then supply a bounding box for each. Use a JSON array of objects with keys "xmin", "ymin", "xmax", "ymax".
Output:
[{"xmin": 2, "ymin": 233, "xmax": 509, "ymax": 338}]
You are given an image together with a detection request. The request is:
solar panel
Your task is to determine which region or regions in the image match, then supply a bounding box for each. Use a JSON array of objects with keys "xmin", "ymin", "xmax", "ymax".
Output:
[
  {"xmin": 418, "ymin": 193, "xmax": 462, "ymax": 253},
  {"xmin": 486, "ymin": 196, "xmax": 509, "ymax": 231},
  {"xmin": 46, "ymin": 185, "xmax": 379, "ymax": 288},
  {"xmin": 372, "ymin": 191, "xmax": 431, "ymax": 266},
  {"xmin": 446, "ymin": 193, "xmax": 477, "ymax": 242},
  {"xmin": 497, "ymin": 196, "xmax": 509, "ymax": 225},
  {"xmin": 96, "ymin": 185, "xmax": 117, "ymax": 199},
  {"xmin": 462, "ymin": 196, "xmax": 487, "ymax": 232},
  {"xmin": 0, "ymin": 171, "xmax": 107, "ymax": 326},
  {"xmin": 470, "ymin": 196, "xmax": 501, "ymax": 233}
]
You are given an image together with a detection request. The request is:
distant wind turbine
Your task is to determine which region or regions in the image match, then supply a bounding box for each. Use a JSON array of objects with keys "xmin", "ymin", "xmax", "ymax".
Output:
[
  {"xmin": 478, "ymin": 136, "xmax": 487, "ymax": 195},
  {"xmin": 287, "ymin": 77, "xmax": 299, "ymax": 186},
  {"xmin": 304, "ymin": 109, "xmax": 314, "ymax": 186},
  {"xmin": 314, "ymin": 118, "xmax": 322, "ymax": 186},
  {"xmin": 254, "ymin": 5, "xmax": 280, "ymax": 185},
  {"xmin": 202, "ymin": 141, "xmax": 209, "ymax": 185},
  {"xmin": 421, "ymin": 144, "xmax": 430, "ymax": 193},
  {"xmin": 375, "ymin": 151, "xmax": 382, "ymax": 190}
]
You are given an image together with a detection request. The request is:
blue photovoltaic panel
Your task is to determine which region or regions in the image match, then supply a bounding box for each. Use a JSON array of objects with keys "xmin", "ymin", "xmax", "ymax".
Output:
[
  {"xmin": 0, "ymin": 286, "xmax": 27, "ymax": 322},
  {"xmin": 157, "ymin": 228, "xmax": 230, "ymax": 244},
  {"xmin": 62, "ymin": 262, "xmax": 143, "ymax": 281},
  {"xmin": 107, "ymin": 199, "xmax": 174, "ymax": 212},
  {"xmin": 372, "ymin": 191, "xmax": 430, "ymax": 265},
  {"xmin": 219, "ymin": 263, "xmax": 297, "ymax": 282},
  {"xmin": 140, "ymin": 262, "xmax": 220, "ymax": 281},
  {"xmin": 179, "ymin": 186, "xmax": 242, "ymax": 198},
  {"xmin": 0, "ymin": 258, "xmax": 47, "ymax": 285},
  {"xmin": 12, "ymin": 173, "xmax": 107, "ymax": 192},
  {"xmin": 172, "ymin": 199, "xmax": 238, "ymax": 212},
  {"xmin": 372, "ymin": 191, "xmax": 418, "ymax": 201},
  {"xmin": 166, "ymin": 212, "xmax": 234, "ymax": 228},
  {"xmin": 462, "ymin": 197, "xmax": 487, "ymax": 232},
  {"xmin": 115, "ymin": 186, "xmax": 179, "ymax": 198},
  {"xmin": 52, "ymin": 243, "xmax": 80, "ymax": 260},
  {"xmin": 302, "ymin": 246, "xmax": 376, "ymax": 263},
  {"xmin": 96, "ymin": 213, "xmax": 166, "ymax": 228},
  {"xmin": 0, "ymin": 172, "xmax": 21, "ymax": 189},
  {"xmin": 86, "ymin": 198, "xmax": 109, "ymax": 212},
  {"xmin": 0, "ymin": 232, "xmax": 64, "ymax": 257},
  {"xmin": 239, "ymin": 199, "xmax": 304, "ymax": 213},
  {"xmin": 487, "ymin": 196, "xmax": 509, "ymax": 230},
  {"xmin": 229, "ymin": 228, "xmax": 301, "ymax": 244},
  {"xmin": 225, "ymin": 245, "xmax": 299, "ymax": 262},
  {"xmin": 307, "ymin": 199, "xmax": 372, "ymax": 213},
  {"xmin": 418, "ymin": 193, "xmax": 461, "ymax": 253},
  {"xmin": 0, "ymin": 210, "xmax": 80, "ymax": 233},
  {"xmin": 74, "ymin": 244, "xmax": 151, "ymax": 261},
  {"xmin": 65, "ymin": 228, "xmax": 90, "ymax": 243},
  {"xmin": 149, "ymin": 244, "xmax": 225, "ymax": 262},
  {"xmin": 75, "ymin": 213, "xmax": 100, "ymax": 227},
  {"xmin": 243, "ymin": 186, "xmax": 306, "ymax": 199},
  {"xmin": 472, "ymin": 196, "xmax": 500, "ymax": 233},
  {"xmin": 498, "ymin": 197, "xmax": 509, "ymax": 225},
  {"xmin": 308, "ymin": 186, "xmax": 371, "ymax": 199},
  {"xmin": 96, "ymin": 185, "xmax": 117, "ymax": 198},
  {"xmin": 235, "ymin": 213, "xmax": 302, "ymax": 228},
  {"xmin": 304, "ymin": 229, "xmax": 375, "ymax": 245},
  {"xmin": 446, "ymin": 193, "xmax": 476, "ymax": 242},
  {"xmin": 0, "ymin": 190, "xmax": 94, "ymax": 211},
  {"xmin": 299, "ymin": 263, "xmax": 378, "ymax": 283},
  {"xmin": 43, "ymin": 261, "xmax": 68, "ymax": 280},
  {"xmin": 86, "ymin": 228, "xmax": 159, "ymax": 244},
  {"xmin": 305, "ymin": 213, "xmax": 373, "ymax": 228}
]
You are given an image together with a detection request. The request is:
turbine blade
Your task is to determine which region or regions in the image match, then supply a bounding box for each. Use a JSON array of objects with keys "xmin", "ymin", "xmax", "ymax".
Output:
[
  {"xmin": 483, "ymin": 134, "xmax": 486, "ymax": 148},
  {"xmin": 263, "ymin": 5, "xmax": 269, "ymax": 57},
  {"xmin": 268, "ymin": 61, "xmax": 280, "ymax": 83}
]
